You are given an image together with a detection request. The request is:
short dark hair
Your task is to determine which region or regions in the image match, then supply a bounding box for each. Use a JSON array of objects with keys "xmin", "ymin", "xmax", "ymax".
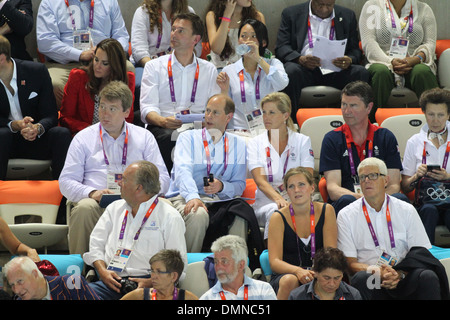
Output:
[
  {"xmin": 150, "ymin": 249, "xmax": 185, "ymax": 283},
  {"xmin": 312, "ymin": 247, "xmax": 348, "ymax": 274},
  {"xmin": 173, "ymin": 12, "xmax": 204, "ymax": 38},
  {"xmin": 341, "ymin": 81, "xmax": 374, "ymax": 107},
  {"xmin": 419, "ymin": 87, "xmax": 450, "ymax": 113},
  {"xmin": 238, "ymin": 19, "xmax": 268, "ymax": 57},
  {"xmin": 99, "ymin": 80, "xmax": 133, "ymax": 111}
]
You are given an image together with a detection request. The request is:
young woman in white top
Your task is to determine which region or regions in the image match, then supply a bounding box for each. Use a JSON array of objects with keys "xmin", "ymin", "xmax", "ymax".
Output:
[
  {"xmin": 216, "ymin": 19, "xmax": 289, "ymax": 131},
  {"xmin": 401, "ymin": 88, "xmax": 450, "ymax": 244},
  {"xmin": 247, "ymin": 92, "xmax": 315, "ymax": 240},
  {"xmin": 131, "ymin": 0, "xmax": 200, "ymax": 67},
  {"xmin": 205, "ymin": 0, "xmax": 265, "ymax": 69}
]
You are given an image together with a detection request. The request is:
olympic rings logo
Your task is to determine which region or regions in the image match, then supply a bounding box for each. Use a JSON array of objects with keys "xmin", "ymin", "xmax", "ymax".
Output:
[{"xmin": 427, "ymin": 186, "xmax": 450, "ymax": 201}]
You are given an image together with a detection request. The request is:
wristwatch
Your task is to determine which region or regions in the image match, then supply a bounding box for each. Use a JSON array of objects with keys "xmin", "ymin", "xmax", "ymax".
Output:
[{"xmin": 397, "ymin": 270, "xmax": 406, "ymax": 281}]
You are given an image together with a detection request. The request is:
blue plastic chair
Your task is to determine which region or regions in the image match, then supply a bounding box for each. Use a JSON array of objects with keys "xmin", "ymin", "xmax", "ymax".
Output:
[{"xmin": 259, "ymin": 249, "xmax": 272, "ymax": 276}]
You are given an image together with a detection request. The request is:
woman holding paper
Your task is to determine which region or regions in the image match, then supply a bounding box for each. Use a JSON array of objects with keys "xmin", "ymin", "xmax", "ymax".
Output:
[{"xmin": 359, "ymin": 0, "xmax": 439, "ymax": 121}]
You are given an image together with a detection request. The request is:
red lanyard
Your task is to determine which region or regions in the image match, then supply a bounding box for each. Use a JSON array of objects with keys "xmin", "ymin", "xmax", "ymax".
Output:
[
  {"xmin": 168, "ymin": 54, "xmax": 199, "ymax": 106},
  {"xmin": 64, "ymin": 0, "xmax": 95, "ymax": 30},
  {"xmin": 422, "ymin": 141, "xmax": 450, "ymax": 169},
  {"xmin": 289, "ymin": 203, "xmax": 316, "ymax": 260},
  {"xmin": 99, "ymin": 123, "xmax": 128, "ymax": 168},
  {"xmin": 119, "ymin": 197, "xmax": 159, "ymax": 242},
  {"xmin": 202, "ymin": 128, "xmax": 229, "ymax": 177},
  {"xmin": 219, "ymin": 285, "xmax": 248, "ymax": 300},
  {"xmin": 238, "ymin": 68, "xmax": 261, "ymax": 103},
  {"xmin": 151, "ymin": 287, "xmax": 178, "ymax": 300},
  {"xmin": 361, "ymin": 196, "xmax": 395, "ymax": 249},
  {"xmin": 307, "ymin": 15, "xmax": 335, "ymax": 48},
  {"xmin": 266, "ymin": 147, "xmax": 290, "ymax": 183}
]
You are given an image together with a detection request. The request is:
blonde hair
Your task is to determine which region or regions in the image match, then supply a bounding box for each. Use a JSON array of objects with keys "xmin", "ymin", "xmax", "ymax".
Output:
[{"xmin": 261, "ymin": 92, "xmax": 296, "ymax": 131}]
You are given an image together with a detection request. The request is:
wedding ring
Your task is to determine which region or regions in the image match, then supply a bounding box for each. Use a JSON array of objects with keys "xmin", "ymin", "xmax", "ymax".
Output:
[{"xmin": 305, "ymin": 276, "xmax": 310, "ymax": 281}]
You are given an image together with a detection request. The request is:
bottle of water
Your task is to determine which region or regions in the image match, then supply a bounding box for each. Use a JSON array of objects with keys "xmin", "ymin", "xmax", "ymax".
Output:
[{"xmin": 235, "ymin": 44, "xmax": 251, "ymax": 56}]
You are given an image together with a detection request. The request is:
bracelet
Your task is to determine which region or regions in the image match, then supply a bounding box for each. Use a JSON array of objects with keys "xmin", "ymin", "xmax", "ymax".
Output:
[
  {"xmin": 415, "ymin": 54, "xmax": 423, "ymax": 63},
  {"xmin": 220, "ymin": 16, "xmax": 231, "ymax": 22}
]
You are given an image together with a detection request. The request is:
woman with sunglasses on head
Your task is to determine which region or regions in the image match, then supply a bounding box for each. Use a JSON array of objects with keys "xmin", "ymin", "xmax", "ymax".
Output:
[
  {"xmin": 121, "ymin": 249, "xmax": 198, "ymax": 300},
  {"xmin": 267, "ymin": 167, "xmax": 337, "ymax": 300}
]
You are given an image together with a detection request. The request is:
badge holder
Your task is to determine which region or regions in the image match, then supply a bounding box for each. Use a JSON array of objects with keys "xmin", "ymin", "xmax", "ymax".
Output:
[
  {"xmin": 389, "ymin": 36, "xmax": 410, "ymax": 88},
  {"xmin": 107, "ymin": 172, "xmax": 123, "ymax": 194},
  {"xmin": 73, "ymin": 29, "xmax": 92, "ymax": 51},
  {"xmin": 107, "ymin": 248, "xmax": 133, "ymax": 272},
  {"xmin": 245, "ymin": 107, "xmax": 265, "ymax": 137},
  {"xmin": 376, "ymin": 251, "xmax": 398, "ymax": 267}
]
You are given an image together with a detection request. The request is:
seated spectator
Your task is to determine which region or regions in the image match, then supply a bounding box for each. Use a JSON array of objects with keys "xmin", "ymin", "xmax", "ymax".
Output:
[
  {"xmin": 140, "ymin": 12, "xmax": 220, "ymax": 173},
  {"xmin": 165, "ymin": 94, "xmax": 256, "ymax": 255},
  {"xmin": 275, "ymin": 0, "xmax": 369, "ymax": 121},
  {"xmin": 289, "ymin": 247, "xmax": 362, "ymax": 300},
  {"xmin": 0, "ymin": 0, "xmax": 33, "ymax": 60},
  {"xmin": 401, "ymin": 88, "xmax": 450, "ymax": 244},
  {"xmin": 36, "ymin": 0, "xmax": 132, "ymax": 109},
  {"xmin": 268, "ymin": 167, "xmax": 337, "ymax": 300},
  {"xmin": 0, "ymin": 35, "xmax": 71, "ymax": 180},
  {"xmin": 121, "ymin": 249, "xmax": 197, "ymax": 300},
  {"xmin": 200, "ymin": 235, "xmax": 276, "ymax": 300},
  {"xmin": 247, "ymin": 92, "xmax": 314, "ymax": 240},
  {"xmin": 59, "ymin": 81, "xmax": 169, "ymax": 255},
  {"xmin": 205, "ymin": 0, "xmax": 265, "ymax": 69},
  {"xmin": 130, "ymin": 0, "xmax": 201, "ymax": 68},
  {"xmin": 4, "ymin": 256, "xmax": 100, "ymax": 300},
  {"xmin": 84, "ymin": 160, "xmax": 187, "ymax": 300},
  {"xmin": 217, "ymin": 19, "xmax": 289, "ymax": 132},
  {"xmin": 359, "ymin": 0, "xmax": 439, "ymax": 122},
  {"xmin": 338, "ymin": 157, "xmax": 448, "ymax": 300},
  {"xmin": 60, "ymin": 38, "xmax": 135, "ymax": 136},
  {"xmin": 319, "ymin": 81, "xmax": 408, "ymax": 214}
]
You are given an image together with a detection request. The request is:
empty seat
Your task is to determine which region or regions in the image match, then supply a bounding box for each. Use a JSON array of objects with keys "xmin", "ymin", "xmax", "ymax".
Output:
[{"xmin": 375, "ymin": 107, "xmax": 422, "ymax": 125}]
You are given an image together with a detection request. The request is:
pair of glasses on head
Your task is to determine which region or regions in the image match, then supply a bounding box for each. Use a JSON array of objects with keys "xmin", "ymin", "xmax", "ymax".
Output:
[{"xmin": 358, "ymin": 172, "xmax": 385, "ymax": 182}]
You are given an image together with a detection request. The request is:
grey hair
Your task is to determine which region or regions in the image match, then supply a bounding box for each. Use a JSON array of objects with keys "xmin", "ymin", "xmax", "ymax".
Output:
[
  {"xmin": 4, "ymin": 256, "xmax": 43, "ymax": 279},
  {"xmin": 211, "ymin": 235, "xmax": 248, "ymax": 265},
  {"xmin": 133, "ymin": 160, "xmax": 161, "ymax": 195},
  {"xmin": 357, "ymin": 157, "xmax": 388, "ymax": 176}
]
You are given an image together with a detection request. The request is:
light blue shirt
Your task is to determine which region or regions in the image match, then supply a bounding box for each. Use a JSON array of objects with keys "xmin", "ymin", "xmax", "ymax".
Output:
[
  {"xmin": 222, "ymin": 57, "xmax": 289, "ymax": 130},
  {"xmin": 36, "ymin": 0, "xmax": 129, "ymax": 64},
  {"xmin": 166, "ymin": 129, "xmax": 247, "ymax": 203},
  {"xmin": 200, "ymin": 274, "xmax": 277, "ymax": 300},
  {"xmin": 59, "ymin": 122, "xmax": 170, "ymax": 202}
]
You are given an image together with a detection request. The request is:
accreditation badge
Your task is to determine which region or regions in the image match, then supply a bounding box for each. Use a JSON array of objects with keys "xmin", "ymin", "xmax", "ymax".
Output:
[
  {"xmin": 107, "ymin": 172, "xmax": 123, "ymax": 194},
  {"xmin": 245, "ymin": 108, "xmax": 265, "ymax": 137},
  {"xmin": 376, "ymin": 251, "xmax": 398, "ymax": 267},
  {"xmin": 73, "ymin": 29, "xmax": 92, "ymax": 51},
  {"xmin": 389, "ymin": 37, "xmax": 409, "ymax": 59},
  {"xmin": 275, "ymin": 184, "xmax": 290, "ymax": 202},
  {"xmin": 107, "ymin": 248, "xmax": 133, "ymax": 272}
]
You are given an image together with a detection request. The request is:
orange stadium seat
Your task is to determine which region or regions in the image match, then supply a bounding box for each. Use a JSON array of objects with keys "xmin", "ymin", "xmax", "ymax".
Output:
[
  {"xmin": 296, "ymin": 108, "xmax": 342, "ymax": 129},
  {"xmin": 375, "ymin": 107, "xmax": 422, "ymax": 125},
  {"xmin": 241, "ymin": 179, "xmax": 257, "ymax": 205}
]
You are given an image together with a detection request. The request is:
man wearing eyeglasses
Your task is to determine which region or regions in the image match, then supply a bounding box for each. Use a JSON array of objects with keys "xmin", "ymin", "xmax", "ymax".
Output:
[
  {"xmin": 337, "ymin": 157, "xmax": 448, "ymax": 300},
  {"xmin": 319, "ymin": 81, "xmax": 408, "ymax": 214},
  {"xmin": 59, "ymin": 81, "xmax": 170, "ymax": 256}
]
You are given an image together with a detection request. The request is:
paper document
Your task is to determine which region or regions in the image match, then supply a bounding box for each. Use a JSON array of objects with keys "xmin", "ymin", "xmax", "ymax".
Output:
[{"xmin": 312, "ymin": 36, "xmax": 348, "ymax": 74}]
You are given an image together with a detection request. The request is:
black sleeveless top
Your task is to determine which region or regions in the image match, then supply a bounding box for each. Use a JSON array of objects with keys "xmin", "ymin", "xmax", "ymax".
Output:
[
  {"xmin": 143, "ymin": 287, "xmax": 186, "ymax": 300},
  {"xmin": 275, "ymin": 203, "xmax": 326, "ymax": 269}
]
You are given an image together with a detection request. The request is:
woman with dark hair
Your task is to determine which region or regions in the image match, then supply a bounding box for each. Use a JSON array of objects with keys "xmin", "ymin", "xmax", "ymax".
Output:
[
  {"xmin": 289, "ymin": 247, "xmax": 362, "ymax": 300},
  {"xmin": 216, "ymin": 19, "xmax": 288, "ymax": 132},
  {"xmin": 206, "ymin": 0, "xmax": 265, "ymax": 69},
  {"xmin": 131, "ymin": 0, "xmax": 201, "ymax": 67},
  {"xmin": 59, "ymin": 38, "xmax": 135, "ymax": 135}
]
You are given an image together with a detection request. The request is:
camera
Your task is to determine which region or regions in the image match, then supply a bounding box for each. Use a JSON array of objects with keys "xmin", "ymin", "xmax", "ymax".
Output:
[{"xmin": 120, "ymin": 279, "xmax": 138, "ymax": 294}]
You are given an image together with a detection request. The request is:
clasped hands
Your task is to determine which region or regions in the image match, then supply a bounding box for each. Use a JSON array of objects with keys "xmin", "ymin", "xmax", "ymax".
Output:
[
  {"xmin": 184, "ymin": 178, "xmax": 224, "ymax": 216},
  {"xmin": 12, "ymin": 116, "xmax": 40, "ymax": 141}
]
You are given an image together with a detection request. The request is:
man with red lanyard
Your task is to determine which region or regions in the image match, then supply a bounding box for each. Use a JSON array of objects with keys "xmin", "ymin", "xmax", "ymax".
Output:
[
  {"xmin": 337, "ymin": 157, "xmax": 447, "ymax": 300},
  {"xmin": 200, "ymin": 235, "xmax": 276, "ymax": 300},
  {"xmin": 319, "ymin": 81, "xmax": 408, "ymax": 214},
  {"xmin": 275, "ymin": 0, "xmax": 369, "ymax": 121},
  {"xmin": 36, "ymin": 0, "xmax": 131, "ymax": 109},
  {"xmin": 59, "ymin": 81, "xmax": 170, "ymax": 256},
  {"xmin": 140, "ymin": 12, "xmax": 220, "ymax": 173},
  {"xmin": 84, "ymin": 160, "xmax": 187, "ymax": 300}
]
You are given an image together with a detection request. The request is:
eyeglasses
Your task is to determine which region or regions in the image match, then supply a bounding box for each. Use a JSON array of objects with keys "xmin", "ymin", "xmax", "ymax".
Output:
[
  {"xmin": 149, "ymin": 269, "xmax": 172, "ymax": 276},
  {"xmin": 213, "ymin": 258, "xmax": 232, "ymax": 266},
  {"xmin": 358, "ymin": 172, "xmax": 385, "ymax": 182}
]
